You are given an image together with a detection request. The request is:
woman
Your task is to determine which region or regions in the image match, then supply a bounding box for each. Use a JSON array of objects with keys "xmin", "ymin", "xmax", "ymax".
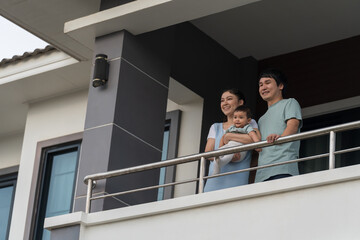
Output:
[{"xmin": 204, "ymin": 89, "xmax": 260, "ymax": 192}]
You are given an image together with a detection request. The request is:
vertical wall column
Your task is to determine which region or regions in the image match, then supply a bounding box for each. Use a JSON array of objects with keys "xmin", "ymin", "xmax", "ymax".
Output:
[{"xmin": 74, "ymin": 30, "xmax": 173, "ymax": 212}]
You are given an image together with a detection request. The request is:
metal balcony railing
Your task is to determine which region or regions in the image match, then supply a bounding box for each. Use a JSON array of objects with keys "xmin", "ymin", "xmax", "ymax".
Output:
[{"xmin": 83, "ymin": 120, "xmax": 360, "ymax": 213}]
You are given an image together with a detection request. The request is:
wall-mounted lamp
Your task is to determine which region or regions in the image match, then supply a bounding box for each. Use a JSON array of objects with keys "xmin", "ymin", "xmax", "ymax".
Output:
[{"xmin": 92, "ymin": 54, "xmax": 109, "ymax": 88}]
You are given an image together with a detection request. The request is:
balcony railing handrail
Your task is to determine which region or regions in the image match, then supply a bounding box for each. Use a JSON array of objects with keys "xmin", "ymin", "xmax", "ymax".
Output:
[
  {"xmin": 83, "ymin": 120, "xmax": 360, "ymax": 213},
  {"xmin": 84, "ymin": 120, "xmax": 360, "ymax": 183}
]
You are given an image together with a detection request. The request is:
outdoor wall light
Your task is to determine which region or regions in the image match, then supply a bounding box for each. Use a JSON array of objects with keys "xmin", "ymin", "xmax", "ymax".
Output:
[{"xmin": 92, "ymin": 54, "xmax": 109, "ymax": 88}]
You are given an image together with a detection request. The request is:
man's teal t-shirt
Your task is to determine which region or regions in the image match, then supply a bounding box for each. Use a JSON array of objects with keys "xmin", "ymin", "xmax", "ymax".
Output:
[{"xmin": 255, "ymin": 98, "xmax": 302, "ymax": 182}]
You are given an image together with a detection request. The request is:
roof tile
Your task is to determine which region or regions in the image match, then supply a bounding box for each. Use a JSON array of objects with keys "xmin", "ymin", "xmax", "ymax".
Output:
[{"xmin": 0, "ymin": 45, "xmax": 56, "ymax": 66}]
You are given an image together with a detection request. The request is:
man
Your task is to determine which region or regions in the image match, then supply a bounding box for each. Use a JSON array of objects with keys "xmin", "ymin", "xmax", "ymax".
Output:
[{"xmin": 255, "ymin": 69, "xmax": 302, "ymax": 182}]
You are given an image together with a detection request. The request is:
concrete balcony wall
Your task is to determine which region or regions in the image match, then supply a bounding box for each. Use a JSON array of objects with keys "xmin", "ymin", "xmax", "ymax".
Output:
[{"xmin": 46, "ymin": 164, "xmax": 360, "ymax": 240}]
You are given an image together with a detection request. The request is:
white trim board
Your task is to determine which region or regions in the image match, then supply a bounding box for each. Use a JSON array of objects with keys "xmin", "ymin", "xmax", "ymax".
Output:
[
  {"xmin": 302, "ymin": 95, "xmax": 360, "ymax": 119},
  {"xmin": 0, "ymin": 51, "xmax": 78, "ymax": 85}
]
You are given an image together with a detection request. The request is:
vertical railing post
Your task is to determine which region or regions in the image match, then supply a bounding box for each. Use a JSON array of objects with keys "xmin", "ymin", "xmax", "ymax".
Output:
[
  {"xmin": 85, "ymin": 179, "xmax": 93, "ymax": 214},
  {"xmin": 198, "ymin": 157, "xmax": 206, "ymax": 193},
  {"xmin": 329, "ymin": 131, "xmax": 336, "ymax": 169}
]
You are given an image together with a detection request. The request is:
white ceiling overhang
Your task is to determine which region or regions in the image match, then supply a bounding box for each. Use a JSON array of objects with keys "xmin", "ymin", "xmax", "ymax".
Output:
[
  {"xmin": 64, "ymin": 0, "xmax": 260, "ymax": 53},
  {"xmin": 0, "ymin": 50, "xmax": 91, "ymax": 137},
  {"xmin": 1, "ymin": 0, "xmax": 360, "ymax": 137},
  {"xmin": 2, "ymin": 0, "xmax": 360, "ymax": 61}
]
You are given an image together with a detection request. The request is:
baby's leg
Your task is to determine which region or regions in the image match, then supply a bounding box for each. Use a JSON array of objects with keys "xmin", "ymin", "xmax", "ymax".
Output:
[
  {"xmin": 218, "ymin": 141, "xmax": 243, "ymax": 168},
  {"xmin": 232, "ymin": 150, "xmax": 248, "ymax": 162},
  {"xmin": 212, "ymin": 157, "xmax": 221, "ymax": 175},
  {"xmin": 212, "ymin": 143, "xmax": 234, "ymax": 175}
]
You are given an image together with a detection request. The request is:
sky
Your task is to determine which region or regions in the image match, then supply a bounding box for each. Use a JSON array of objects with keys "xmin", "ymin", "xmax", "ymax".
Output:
[{"xmin": 0, "ymin": 16, "xmax": 48, "ymax": 61}]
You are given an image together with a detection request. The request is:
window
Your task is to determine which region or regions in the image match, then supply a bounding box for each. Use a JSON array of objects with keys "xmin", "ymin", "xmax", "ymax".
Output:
[
  {"xmin": 0, "ymin": 172, "xmax": 17, "ymax": 240},
  {"xmin": 299, "ymin": 107, "xmax": 360, "ymax": 173},
  {"xmin": 157, "ymin": 110, "xmax": 181, "ymax": 200},
  {"xmin": 32, "ymin": 143, "xmax": 81, "ymax": 240}
]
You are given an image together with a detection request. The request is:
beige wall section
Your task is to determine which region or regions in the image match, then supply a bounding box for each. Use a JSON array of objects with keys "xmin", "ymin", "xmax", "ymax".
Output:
[
  {"xmin": 0, "ymin": 132, "xmax": 24, "ymax": 169},
  {"xmin": 8, "ymin": 89, "xmax": 88, "ymax": 240},
  {"xmin": 167, "ymin": 78, "xmax": 204, "ymax": 197}
]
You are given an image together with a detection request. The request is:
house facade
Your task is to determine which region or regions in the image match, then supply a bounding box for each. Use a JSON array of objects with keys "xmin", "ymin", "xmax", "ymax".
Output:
[{"xmin": 1, "ymin": 0, "xmax": 360, "ymax": 239}]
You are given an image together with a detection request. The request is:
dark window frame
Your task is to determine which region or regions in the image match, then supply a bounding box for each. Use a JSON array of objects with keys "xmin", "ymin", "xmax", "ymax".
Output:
[
  {"xmin": 32, "ymin": 143, "xmax": 81, "ymax": 240},
  {"xmin": 26, "ymin": 133, "xmax": 82, "ymax": 240},
  {"xmin": 158, "ymin": 110, "xmax": 181, "ymax": 200},
  {"xmin": 0, "ymin": 168, "xmax": 18, "ymax": 240}
]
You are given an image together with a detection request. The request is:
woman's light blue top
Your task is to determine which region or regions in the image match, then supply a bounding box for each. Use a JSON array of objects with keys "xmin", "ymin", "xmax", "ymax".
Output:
[{"xmin": 204, "ymin": 120, "xmax": 257, "ymax": 192}]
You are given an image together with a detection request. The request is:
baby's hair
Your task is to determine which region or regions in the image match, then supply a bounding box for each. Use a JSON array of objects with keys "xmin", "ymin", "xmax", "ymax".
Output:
[{"xmin": 234, "ymin": 105, "xmax": 252, "ymax": 119}]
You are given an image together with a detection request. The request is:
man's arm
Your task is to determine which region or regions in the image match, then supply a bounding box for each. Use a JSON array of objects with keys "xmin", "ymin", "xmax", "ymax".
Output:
[
  {"xmin": 249, "ymin": 130, "xmax": 262, "ymax": 152},
  {"xmin": 253, "ymin": 128, "xmax": 261, "ymax": 140},
  {"xmin": 266, "ymin": 118, "xmax": 300, "ymax": 143},
  {"xmin": 249, "ymin": 131, "xmax": 261, "ymax": 143}
]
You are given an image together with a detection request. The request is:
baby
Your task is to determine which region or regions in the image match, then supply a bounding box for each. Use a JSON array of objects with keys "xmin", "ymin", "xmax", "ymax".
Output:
[{"xmin": 212, "ymin": 105, "xmax": 261, "ymax": 175}]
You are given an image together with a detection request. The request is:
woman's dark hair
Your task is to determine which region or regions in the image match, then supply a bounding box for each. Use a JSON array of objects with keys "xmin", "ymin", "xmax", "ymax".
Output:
[
  {"xmin": 221, "ymin": 88, "xmax": 246, "ymax": 122},
  {"xmin": 258, "ymin": 68, "xmax": 288, "ymax": 97},
  {"xmin": 221, "ymin": 88, "xmax": 246, "ymax": 104}
]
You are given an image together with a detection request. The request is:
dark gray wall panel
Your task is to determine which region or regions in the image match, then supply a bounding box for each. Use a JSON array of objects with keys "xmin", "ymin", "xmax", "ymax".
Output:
[
  {"xmin": 75, "ymin": 125, "xmax": 112, "ymax": 196},
  {"xmin": 94, "ymin": 31, "xmax": 125, "ymax": 60},
  {"xmin": 77, "ymin": 29, "xmax": 170, "ymax": 211},
  {"xmin": 73, "ymin": 195, "xmax": 105, "ymax": 213},
  {"xmin": 50, "ymin": 225, "xmax": 80, "ymax": 240},
  {"xmin": 100, "ymin": 0, "xmax": 135, "ymax": 11},
  {"xmin": 122, "ymin": 28, "xmax": 174, "ymax": 86},
  {"xmin": 114, "ymin": 59, "xmax": 168, "ymax": 150},
  {"xmin": 104, "ymin": 125, "xmax": 161, "ymax": 208},
  {"xmin": 170, "ymin": 23, "xmax": 259, "ymax": 152},
  {"xmin": 84, "ymin": 59, "xmax": 121, "ymax": 129}
]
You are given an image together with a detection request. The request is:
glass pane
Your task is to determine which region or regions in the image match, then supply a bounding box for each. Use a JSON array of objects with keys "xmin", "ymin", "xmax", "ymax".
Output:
[
  {"xmin": 45, "ymin": 151, "xmax": 78, "ymax": 217},
  {"xmin": 336, "ymin": 129, "xmax": 360, "ymax": 167},
  {"xmin": 42, "ymin": 150, "xmax": 78, "ymax": 240},
  {"xmin": 0, "ymin": 186, "xmax": 14, "ymax": 240},
  {"xmin": 299, "ymin": 135, "xmax": 329, "ymax": 173},
  {"xmin": 300, "ymin": 107, "xmax": 360, "ymax": 174},
  {"xmin": 158, "ymin": 129, "xmax": 170, "ymax": 200}
]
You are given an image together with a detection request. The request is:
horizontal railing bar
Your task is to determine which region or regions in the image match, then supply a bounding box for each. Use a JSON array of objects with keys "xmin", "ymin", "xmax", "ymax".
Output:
[
  {"xmin": 204, "ymin": 152, "xmax": 330, "ymax": 180},
  {"xmin": 334, "ymin": 146, "xmax": 360, "ymax": 155},
  {"xmin": 87, "ymin": 142, "xmax": 360, "ymax": 202},
  {"xmin": 84, "ymin": 120, "xmax": 360, "ymax": 184},
  {"xmin": 90, "ymin": 177, "xmax": 199, "ymax": 201},
  {"xmin": 90, "ymin": 152, "xmax": 333, "ymax": 200},
  {"xmin": 206, "ymin": 146, "xmax": 360, "ymax": 180},
  {"xmin": 209, "ymin": 145, "xmax": 360, "ymax": 179}
]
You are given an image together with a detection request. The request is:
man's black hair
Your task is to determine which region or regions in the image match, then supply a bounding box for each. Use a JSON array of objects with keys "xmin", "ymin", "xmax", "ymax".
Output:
[{"xmin": 258, "ymin": 68, "xmax": 288, "ymax": 97}]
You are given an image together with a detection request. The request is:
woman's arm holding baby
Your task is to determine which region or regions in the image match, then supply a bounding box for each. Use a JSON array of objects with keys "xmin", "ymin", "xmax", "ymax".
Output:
[{"xmin": 223, "ymin": 132, "xmax": 253, "ymax": 144}]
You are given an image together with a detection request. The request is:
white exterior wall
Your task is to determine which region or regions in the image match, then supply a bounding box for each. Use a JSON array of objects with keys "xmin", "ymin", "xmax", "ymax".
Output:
[
  {"xmin": 45, "ymin": 164, "xmax": 360, "ymax": 240},
  {"xmin": 167, "ymin": 99, "xmax": 203, "ymax": 197},
  {"xmin": 9, "ymin": 89, "xmax": 88, "ymax": 240},
  {"xmin": 167, "ymin": 79, "xmax": 204, "ymax": 197},
  {"xmin": 0, "ymin": 132, "xmax": 24, "ymax": 169}
]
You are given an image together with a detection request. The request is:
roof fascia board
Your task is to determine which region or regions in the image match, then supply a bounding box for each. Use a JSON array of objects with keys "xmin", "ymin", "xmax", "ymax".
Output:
[{"xmin": 0, "ymin": 51, "xmax": 78, "ymax": 85}]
